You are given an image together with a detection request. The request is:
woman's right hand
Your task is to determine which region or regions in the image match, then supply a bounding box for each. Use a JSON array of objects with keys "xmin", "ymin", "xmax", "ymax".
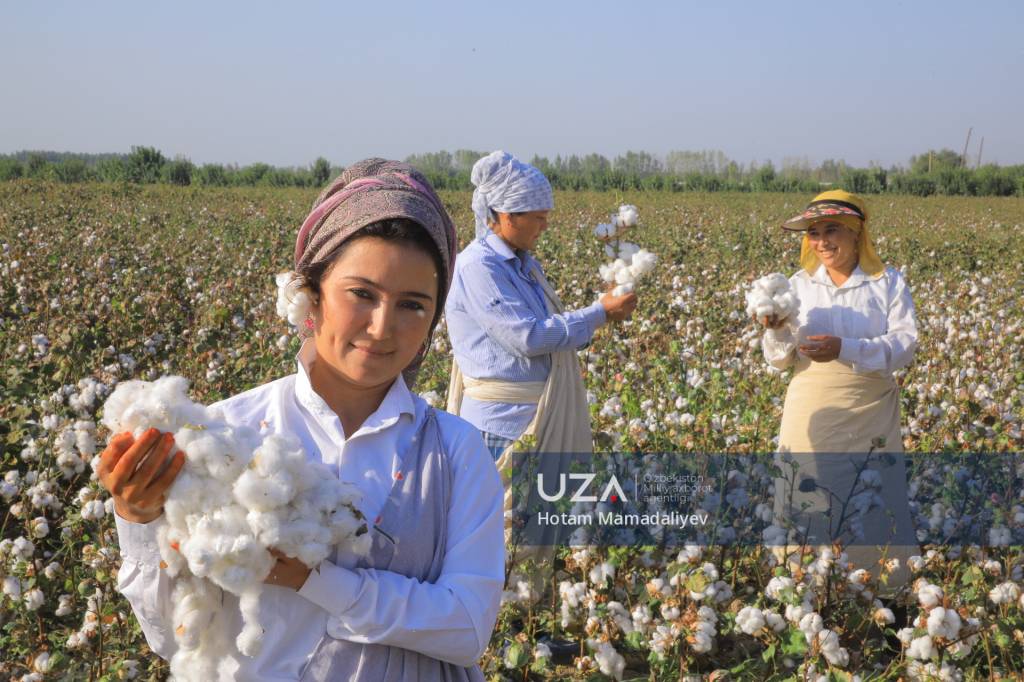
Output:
[
  {"xmin": 97, "ymin": 428, "xmax": 185, "ymax": 524},
  {"xmin": 754, "ymin": 313, "xmax": 786, "ymax": 330},
  {"xmin": 600, "ymin": 290, "xmax": 639, "ymax": 322}
]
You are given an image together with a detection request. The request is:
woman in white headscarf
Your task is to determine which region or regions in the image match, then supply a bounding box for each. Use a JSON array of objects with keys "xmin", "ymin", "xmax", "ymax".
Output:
[{"xmin": 445, "ymin": 151, "xmax": 637, "ymax": 463}]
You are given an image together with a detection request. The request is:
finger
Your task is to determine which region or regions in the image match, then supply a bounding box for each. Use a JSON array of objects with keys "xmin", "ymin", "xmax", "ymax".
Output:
[
  {"xmin": 149, "ymin": 450, "xmax": 185, "ymax": 496},
  {"xmin": 97, "ymin": 432, "xmax": 135, "ymax": 478},
  {"xmin": 110, "ymin": 428, "xmax": 162, "ymax": 489},
  {"xmin": 137, "ymin": 433, "xmax": 176, "ymax": 489}
]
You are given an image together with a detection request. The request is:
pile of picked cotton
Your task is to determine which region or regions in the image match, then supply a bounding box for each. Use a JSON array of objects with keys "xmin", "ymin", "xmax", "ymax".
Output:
[
  {"xmin": 594, "ymin": 205, "xmax": 657, "ymax": 297},
  {"xmin": 102, "ymin": 376, "xmax": 368, "ymax": 680},
  {"xmin": 745, "ymin": 273, "xmax": 799, "ymax": 322}
]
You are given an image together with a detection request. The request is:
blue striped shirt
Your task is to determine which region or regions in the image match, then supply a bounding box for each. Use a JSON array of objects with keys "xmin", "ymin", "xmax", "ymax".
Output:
[{"xmin": 445, "ymin": 232, "xmax": 606, "ymax": 439}]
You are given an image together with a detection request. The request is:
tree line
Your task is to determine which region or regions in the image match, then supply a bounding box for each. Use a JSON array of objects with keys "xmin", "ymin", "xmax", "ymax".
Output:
[{"xmin": 2, "ymin": 146, "xmax": 1022, "ymax": 197}]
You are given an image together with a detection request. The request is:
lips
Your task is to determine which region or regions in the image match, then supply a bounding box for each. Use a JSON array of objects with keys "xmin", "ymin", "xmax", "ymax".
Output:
[{"xmin": 350, "ymin": 344, "xmax": 394, "ymax": 356}]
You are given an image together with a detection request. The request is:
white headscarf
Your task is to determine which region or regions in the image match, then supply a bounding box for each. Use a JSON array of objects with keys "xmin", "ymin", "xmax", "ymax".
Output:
[{"xmin": 470, "ymin": 150, "xmax": 554, "ymax": 239}]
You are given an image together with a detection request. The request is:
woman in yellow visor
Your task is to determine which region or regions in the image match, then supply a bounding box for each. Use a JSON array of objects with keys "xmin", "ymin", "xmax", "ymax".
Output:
[{"xmin": 756, "ymin": 190, "xmax": 919, "ymax": 594}]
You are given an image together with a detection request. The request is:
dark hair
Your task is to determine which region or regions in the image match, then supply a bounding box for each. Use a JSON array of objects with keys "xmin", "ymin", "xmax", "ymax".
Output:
[{"xmin": 298, "ymin": 218, "xmax": 445, "ymax": 313}]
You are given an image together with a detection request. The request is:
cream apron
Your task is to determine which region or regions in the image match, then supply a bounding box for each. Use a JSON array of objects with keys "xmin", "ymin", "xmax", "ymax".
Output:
[{"xmin": 774, "ymin": 358, "xmax": 917, "ymax": 593}]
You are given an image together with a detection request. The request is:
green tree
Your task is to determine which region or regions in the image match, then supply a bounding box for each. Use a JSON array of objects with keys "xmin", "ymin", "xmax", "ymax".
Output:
[
  {"xmin": 0, "ymin": 158, "xmax": 23, "ymax": 181},
  {"xmin": 125, "ymin": 146, "xmax": 166, "ymax": 183},
  {"xmin": 311, "ymin": 157, "xmax": 331, "ymax": 186},
  {"xmin": 163, "ymin": 158, "xmax": 194, "ymax": 186},
  {"xmin": 52, "ymin": 158, "xmax": 92, "ymax": 183}
]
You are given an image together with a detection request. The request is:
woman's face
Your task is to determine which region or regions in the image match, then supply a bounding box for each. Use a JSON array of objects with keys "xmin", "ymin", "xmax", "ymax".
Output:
[
  {"xmin": 311, "ymin": 237, "xmax": 438, "ymax": 390},
  {"xmin": 806, "ymin": 221, "xmax": 859, "ymax": 273},
  {"xmin": 494, "ymin": 210, "xmax": 550, "ymax": 252}
]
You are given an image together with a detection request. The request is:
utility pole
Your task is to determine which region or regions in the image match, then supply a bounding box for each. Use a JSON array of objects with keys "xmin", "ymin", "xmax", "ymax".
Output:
[
  {"xmin": 977, "ymin": 138, "xmax": 984, "ymax": 168},
  {"xmin": 961, "ymin": 127, "xmax": 973, "ymax": 168}
]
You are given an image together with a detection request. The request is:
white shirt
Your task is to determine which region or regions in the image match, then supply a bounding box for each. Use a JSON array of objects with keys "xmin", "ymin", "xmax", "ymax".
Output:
[
  {"xmin": 761, "ymin": 264, "xmax": 918, "ymax": 375},
  {"xmin": 114, "ymin": 341, "xmax": 505, "ymax": 680}
]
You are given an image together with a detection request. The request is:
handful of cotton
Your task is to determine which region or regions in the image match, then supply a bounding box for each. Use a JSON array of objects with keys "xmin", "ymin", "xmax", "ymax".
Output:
[
  {"xmin": 745, "ymin": 273, "xmax": 799, "ymax": 323},
  {"xmin": 102, "ymin": 376, "xmax": 368, "ymax": 678}
]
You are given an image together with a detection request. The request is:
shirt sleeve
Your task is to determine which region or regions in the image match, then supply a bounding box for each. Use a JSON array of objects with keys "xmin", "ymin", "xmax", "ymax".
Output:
[
  {"xmin": 296, "ymin": 422, "xmax": 505, "ymax": 667},
  {"xmin": 113, "ymin": 513, "xmax": 179, "ymax": 661},
  {"xmin": 761, "ymin": 323, "xmax": 798, "ymax": 370},
  {"xmin": 837, "ymin": 269, "xmax": 918, "ymax": 374},
  {"xmin": 457, "ymin": 259, "xmax": 606, "ymax": 358}
]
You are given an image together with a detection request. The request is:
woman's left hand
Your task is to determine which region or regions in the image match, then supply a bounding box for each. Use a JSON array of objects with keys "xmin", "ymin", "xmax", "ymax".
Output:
[
  {"xmin": 264, "ymin": 548, "xmax": 313, "ymax": 590},
  {"xmin": 799, "ymin": 335, "xmax": 842, "ymax": 362}
]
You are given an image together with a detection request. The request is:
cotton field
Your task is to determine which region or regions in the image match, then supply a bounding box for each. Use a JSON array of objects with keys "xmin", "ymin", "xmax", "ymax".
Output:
[{"xmin": 1, "ymin": 182, "xmax": 1023, "ymax": 680}]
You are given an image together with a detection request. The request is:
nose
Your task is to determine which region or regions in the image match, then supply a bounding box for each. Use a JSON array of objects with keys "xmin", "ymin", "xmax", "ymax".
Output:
[{"xmin": 365, "ymin": 301, "xmax": 395, "ymax": 340}]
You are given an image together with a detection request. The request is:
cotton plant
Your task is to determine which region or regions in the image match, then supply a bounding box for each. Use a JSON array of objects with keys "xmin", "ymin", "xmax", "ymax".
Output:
[
  {"xmin": 101, "ymin": 375, "xmax": 368, "ymax": 678},
  {"xmin": 594, "ymin": 204, "xmax": 658, "ymax": 297},
  {"xmin": 745, "ymin": 272, "xmax": 799, "ymax": 323}
]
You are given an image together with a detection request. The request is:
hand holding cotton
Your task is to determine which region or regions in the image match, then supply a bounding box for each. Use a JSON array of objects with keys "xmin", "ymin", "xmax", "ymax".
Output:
[
  {"xmin": 745, "ymin": 273, "xmax": 799, "ymax": 322},
  {"xmin": 102, "ymin": 376, "xmax": 368, "ymax": 678}
]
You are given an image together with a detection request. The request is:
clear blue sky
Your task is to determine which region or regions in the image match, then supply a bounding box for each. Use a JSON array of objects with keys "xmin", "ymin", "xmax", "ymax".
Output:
[{"xmin": 2, "ymin": 0, "xmax": 1021, "ymax": 168}]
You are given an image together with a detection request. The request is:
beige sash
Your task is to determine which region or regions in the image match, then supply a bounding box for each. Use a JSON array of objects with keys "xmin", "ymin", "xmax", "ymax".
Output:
[
  {"xmin": 774, "ymin": 359, "xmax": 916, "ymax": 594},
  {"xmin": 461, "ymin": 376, "xmax": 545, "ymax": 404}
]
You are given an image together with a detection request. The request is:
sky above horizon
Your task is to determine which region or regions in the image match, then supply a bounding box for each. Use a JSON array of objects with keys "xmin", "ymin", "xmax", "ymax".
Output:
[{"xmin": 2, "ymin": 1, "xmax": 1022, "ymax": 169}]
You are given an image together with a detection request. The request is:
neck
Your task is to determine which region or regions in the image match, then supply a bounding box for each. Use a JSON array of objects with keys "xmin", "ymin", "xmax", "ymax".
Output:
[
  {"xmin": 825, "ymin": 262, "xmax": 856, "ymax": 286},
  {"xmin": 307, "ymin": 357, "xmax": 393, "ymax": 437}
]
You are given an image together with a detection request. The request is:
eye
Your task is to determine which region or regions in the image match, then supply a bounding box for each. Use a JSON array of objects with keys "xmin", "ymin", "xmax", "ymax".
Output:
[
  {"xmin": 400, "ymin": 300, "xmax": 426, "ymax": 312},
  {"xmin": 349, "ymin": 288, "xmax": 374, "ymax": 300}
]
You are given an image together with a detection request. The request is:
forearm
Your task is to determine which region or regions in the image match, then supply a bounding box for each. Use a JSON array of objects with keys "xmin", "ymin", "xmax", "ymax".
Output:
[
  {"xmin": 762, "ymin": 325, "xmax": 797, "ymax": 370},
  {"xmin": 114, "ymin": 514, "xmax": 179, "ymax": 660},
  {"xmin": 837, "ymin": 331, "xmax": 917, "ymax": 374},
  {"xmin": 298, "ymin": 562, "xmax": 501, "ymax": 666},
  {"xmin": 496, "ymin": 302, "xmax": 606, "ymax": 357}
]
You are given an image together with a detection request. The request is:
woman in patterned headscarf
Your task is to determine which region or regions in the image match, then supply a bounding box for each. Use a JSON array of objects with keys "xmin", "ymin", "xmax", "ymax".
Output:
[
  {"xmin": 100, "ymin": 159, "xmax": 504, "ymax": 681},
  {"xmin": 756, "ymin": 189, "xmax": 918, "ymax": 593}
]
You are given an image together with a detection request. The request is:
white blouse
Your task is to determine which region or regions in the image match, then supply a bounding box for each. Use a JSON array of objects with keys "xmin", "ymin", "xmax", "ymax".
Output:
[
  {"xmin": 114, "ymin": 341, "xmax": 505, "ymax": 680},
  {"xmin": 761, "ymin": 264, "xmax": 918, "ymax": 376}
]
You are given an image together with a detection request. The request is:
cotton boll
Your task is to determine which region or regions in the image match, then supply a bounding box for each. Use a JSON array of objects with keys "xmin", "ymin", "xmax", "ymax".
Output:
[
  {"xmin": 617, "ymin": 204, "xmax": 639, "ymax": 228},
  {"xmin": 611, "ymin": 283, "xmax": 634, "ymax": 297},
  {"xmin": 745, "ymin": 273, "xmax": 800, "ymax": 321},
  {"xmin": 276, "ymin": 272, "xmax": 313, "ymax": 328}
]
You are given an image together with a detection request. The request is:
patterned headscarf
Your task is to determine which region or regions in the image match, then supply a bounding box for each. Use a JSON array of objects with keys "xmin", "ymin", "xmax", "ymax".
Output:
[
  {"xmin": 295, "ymin": 158, "xmax": 458, "ymax": 386},
  {"xmin": 470, "ymin": 150, "xmax": 554, "ymax": 239}
]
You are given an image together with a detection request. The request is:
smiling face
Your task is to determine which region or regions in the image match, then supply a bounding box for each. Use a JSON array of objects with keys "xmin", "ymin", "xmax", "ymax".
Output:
[
  {"xmin": 310, "ymin": 236, "xmax": 438, "ymax": 391},
  {"xmin": 493, "ymin": 210, "xmax": 550, "ymax": 252},
  {"xmin": 806, "ymin": 220, "xmax": 860, "ymax": 274}
]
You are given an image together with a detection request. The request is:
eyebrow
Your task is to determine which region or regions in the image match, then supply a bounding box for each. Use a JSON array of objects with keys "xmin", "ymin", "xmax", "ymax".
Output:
[{"xmin": 343, "ymin": 276, "xmax": 434, "ymax": 300}]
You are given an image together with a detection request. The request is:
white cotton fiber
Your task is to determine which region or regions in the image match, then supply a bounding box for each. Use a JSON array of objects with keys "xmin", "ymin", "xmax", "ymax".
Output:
[
  {"xmin": 745, "ymin": 273, "xmax": 799, "ymax": 321},
  {"xmin": 102, "ymin": 376, "xmax": 367, "ymax": 674},
  {"xmin": 275, "ymin": 272, "xmax": 314, "ymax": 328}
]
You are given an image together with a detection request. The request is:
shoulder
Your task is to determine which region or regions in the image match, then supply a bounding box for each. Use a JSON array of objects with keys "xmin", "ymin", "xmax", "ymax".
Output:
[
  {"xmin": 426, "ymin": 404, "xmax": 499, "ymax": 484},
  {"xmin": 210, "ymin": 374, "xmax": 296, "ymax": 425},
  {"xmin": 456, "ymin": 240, "xmax": 507, "ymax": 274},
  {"xmin": 878, "ymin": 265, "xmax": 911, "ymax": 293}
]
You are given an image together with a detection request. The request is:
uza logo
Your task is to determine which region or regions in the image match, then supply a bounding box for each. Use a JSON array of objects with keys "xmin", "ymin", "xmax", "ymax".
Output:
[{"xmin": 537, "ymin": 473, "xmax": 628, "ymax": 503}]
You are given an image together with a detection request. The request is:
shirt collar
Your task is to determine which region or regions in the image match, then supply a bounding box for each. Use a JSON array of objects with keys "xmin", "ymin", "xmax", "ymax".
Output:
[
  {"xmin": 812, "ymin": 263, "xmax": 869, "ymax": 289},
  {"xmin": 294, "ymin": 338, "xmax": 416, "ymax": 439},
  {"xmin": 484, "ymin": 231, "xmax": 518, "ymax": 261}
]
